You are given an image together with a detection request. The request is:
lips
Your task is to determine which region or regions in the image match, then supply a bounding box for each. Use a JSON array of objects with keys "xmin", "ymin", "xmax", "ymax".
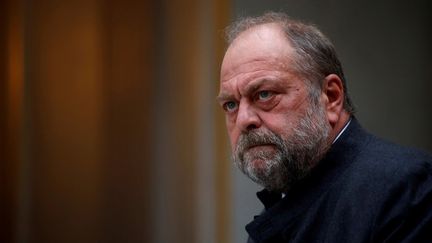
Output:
[
  {"xmin": 245, "ymin": 144, "xmax": 275, "ymax": 152},
  {"xmin": 248, "ymin": 143, "xmax": 273, "ymax": 148}
]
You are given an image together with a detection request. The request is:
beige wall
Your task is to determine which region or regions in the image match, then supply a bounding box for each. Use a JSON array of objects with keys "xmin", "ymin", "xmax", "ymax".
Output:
[{"xmin": 0, "ymin": 0, "xmax": 231, "ymax": 242}]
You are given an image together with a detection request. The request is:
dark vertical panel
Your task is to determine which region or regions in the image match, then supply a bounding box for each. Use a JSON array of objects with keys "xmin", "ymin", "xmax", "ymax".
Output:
[
  {"xmin": 25, "ymin": 0, "xmax": 156, "ymax": 242},
  {"xmin": 0, "ymin": 0, "xmax": 25, "ymax": 242},
  {"xmin": 100, "ymin": 0, "xmax": 155, "ymax": 242},
  {"xmin": 213, "ymin": 1, "xmax": 232, "ymax": 242},
  {"xmin": 26, "ymin": 0, "xmax": 104, "ymax": 242},
  {"xmin": 157, "ymin": 0, "xmax": 200, "ymax": 241},
  {"xmin": 0, "ymin": 1, "xmax": 12, "ymax": 242}
]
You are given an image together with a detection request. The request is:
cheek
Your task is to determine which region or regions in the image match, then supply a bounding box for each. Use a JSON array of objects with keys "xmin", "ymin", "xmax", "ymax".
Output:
[
  {"xmin": 261, "ymin": 113, "xmax": 295, "ymax": 135},
  {"xmin": 225, "ymin": 118, "xmax": 239, "ymax": 150},
  {"xmin": 229, "ymin": 136, "xmax": 238, "ymax": 151},
  {"xmin": 228, "ymin": 133, "xmax": 240, "ymax": 153},
  {"xmin": 262, "ymin": 96, "xmax": 309, "ymax": 133}
]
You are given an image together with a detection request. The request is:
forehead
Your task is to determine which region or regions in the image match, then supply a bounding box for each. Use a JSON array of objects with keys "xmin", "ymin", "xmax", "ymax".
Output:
[{"xmin": 220, "ymin": 23, "xmax": 295, "ymax": 82}]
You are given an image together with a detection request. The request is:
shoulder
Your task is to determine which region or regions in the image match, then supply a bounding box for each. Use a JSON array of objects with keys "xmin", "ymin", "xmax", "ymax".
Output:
[
  {"xmin": 337, "ymin": 129, "xmax": 432, "ymax": 197},
  {"xmin": 327, "ymin": 118, "xmax": 432, "ymax": 216},
  {"xmin": 329, "ymin": 130, "xmax": 432, "ymax": 241},
  {"xmin": 332, "ymin": 117, "xmax": 432, "ymax": 186},
  {"xmin": 357, "ymin": 138, "xmax": 432, "ymax": 242},
  {"xmin": 354, "ymin": 135, "xmax": 432, "ymax": 183}
]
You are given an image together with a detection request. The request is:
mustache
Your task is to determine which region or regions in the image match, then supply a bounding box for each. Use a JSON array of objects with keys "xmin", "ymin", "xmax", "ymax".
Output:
[{"xmin": 236, "ymin": 129, "xmax": 284, "ymax": 154}]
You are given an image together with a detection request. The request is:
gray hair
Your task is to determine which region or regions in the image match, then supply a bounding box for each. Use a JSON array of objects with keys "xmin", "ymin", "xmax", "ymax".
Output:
[{"xmin": 225, "ymin": 12, "xmax": 355, "ymax": 114}]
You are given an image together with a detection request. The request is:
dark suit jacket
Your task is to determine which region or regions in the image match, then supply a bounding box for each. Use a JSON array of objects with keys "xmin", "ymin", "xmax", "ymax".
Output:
[{"xmin": 246, "ymin": 118, "xmax": 432, "ymax": 243}]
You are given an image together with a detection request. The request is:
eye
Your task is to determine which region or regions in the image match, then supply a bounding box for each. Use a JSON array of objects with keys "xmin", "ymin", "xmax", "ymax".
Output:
[
  {"xmin": 223, "ymin": 101, "xmax": 238, "ymax": 113},
  {"xmin": 257, "ymin": 90, "xmax": 273, "ymax": 101}
]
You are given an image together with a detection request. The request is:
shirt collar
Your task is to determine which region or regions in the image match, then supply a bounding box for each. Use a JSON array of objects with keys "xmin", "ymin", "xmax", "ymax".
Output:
[{"xmin": 332, "ymin": 117, "xmax": 352, "ymax": 144}]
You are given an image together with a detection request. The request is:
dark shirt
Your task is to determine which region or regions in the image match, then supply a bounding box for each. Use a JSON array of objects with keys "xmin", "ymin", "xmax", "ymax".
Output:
[{"xmin": 246, "ymin": 118, "xmax": 432, "ymax": 243}]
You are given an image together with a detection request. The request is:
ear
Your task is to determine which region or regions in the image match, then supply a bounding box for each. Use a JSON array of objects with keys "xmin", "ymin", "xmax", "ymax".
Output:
[{"xmin": 321, "ymin": 74, "xmax": 345, "ymax": 127}]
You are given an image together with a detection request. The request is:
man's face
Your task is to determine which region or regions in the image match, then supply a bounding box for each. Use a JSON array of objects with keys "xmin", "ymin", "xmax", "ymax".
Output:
[{"xmin": 218, "ymin": 24, "xmax": 332, "ymax": 191}]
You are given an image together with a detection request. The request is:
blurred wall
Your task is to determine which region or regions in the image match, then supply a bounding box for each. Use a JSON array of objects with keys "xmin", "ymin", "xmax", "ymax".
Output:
[
  {"xmin": 1, "ymin": 0, "xmax": 231, "ymax": 243},
  {"xmin": 231, "ymin": 0, "xmax": 432, "ymax": 242}
]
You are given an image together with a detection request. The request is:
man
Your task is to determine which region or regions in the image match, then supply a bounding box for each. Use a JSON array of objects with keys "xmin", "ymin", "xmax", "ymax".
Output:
[{"xmin": 217, "ymin": 12, "xmax": 432, "ymax": 242}]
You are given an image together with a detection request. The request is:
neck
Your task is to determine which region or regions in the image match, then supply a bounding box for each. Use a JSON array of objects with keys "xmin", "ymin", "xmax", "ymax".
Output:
[{"xmin": 329, "ymin": 111, "xmax": 351, "ymax": 143}]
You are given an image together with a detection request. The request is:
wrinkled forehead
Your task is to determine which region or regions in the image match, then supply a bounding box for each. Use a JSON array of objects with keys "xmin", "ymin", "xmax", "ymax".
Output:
[{"xmin": 220, "ymin": 23, "xmax": 295, "ymax": 82}]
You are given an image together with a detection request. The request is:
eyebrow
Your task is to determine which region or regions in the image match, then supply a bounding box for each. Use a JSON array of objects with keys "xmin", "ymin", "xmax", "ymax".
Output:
[
  {"xmin": 244, "ymin": 78, "xmax": 281, "ymax": 95},
  {"xmin": 243, "ymin": 80, "xmax": 263, "ymax": 96},
  {"xmin": 216, "ymin": 78, "xmax": 282, "ymax": 103},
  {"xmin": 216, "ymin": 92, "xmax": 234, "ymax": 104}
]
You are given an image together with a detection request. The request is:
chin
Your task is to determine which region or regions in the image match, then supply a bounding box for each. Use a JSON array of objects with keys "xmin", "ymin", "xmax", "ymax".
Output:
[{"xmin": 250, "ymin": 158, "xmax": 269, "ymax": 171}]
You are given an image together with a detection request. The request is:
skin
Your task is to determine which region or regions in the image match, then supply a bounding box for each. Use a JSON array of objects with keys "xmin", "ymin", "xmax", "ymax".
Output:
[{"xmin": 218, "ymin": 23, "xmax": 350, "ymax": 155}]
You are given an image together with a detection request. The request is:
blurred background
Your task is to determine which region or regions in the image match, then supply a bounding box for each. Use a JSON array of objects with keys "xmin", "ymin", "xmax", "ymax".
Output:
[{"xmin": 1, "ymin": 0, "xmax": 431, "ymax": 242}]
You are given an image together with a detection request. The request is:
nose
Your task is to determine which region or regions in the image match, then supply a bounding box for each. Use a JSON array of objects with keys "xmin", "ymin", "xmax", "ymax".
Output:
[{"xmin": 236, "ymin": 100, "xmax": 261, "ymax": 132}]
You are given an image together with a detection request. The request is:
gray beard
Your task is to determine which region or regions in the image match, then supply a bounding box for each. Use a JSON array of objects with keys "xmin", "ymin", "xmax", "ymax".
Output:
[{"xmin": 232, "ymin": 100, "xmax": 331, "ymax": 192}]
